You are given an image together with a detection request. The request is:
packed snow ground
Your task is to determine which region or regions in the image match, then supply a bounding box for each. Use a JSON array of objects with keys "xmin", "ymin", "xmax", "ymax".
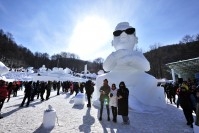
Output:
[{"xmin": 0, "ymin": 88, "xmax": 194, "ymax": 133}]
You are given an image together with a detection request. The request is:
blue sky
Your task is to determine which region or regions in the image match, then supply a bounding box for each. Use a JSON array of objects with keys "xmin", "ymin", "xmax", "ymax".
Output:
[{"xmin": 0, "ymin": 0, "xmax": 199, "ymax": 61}]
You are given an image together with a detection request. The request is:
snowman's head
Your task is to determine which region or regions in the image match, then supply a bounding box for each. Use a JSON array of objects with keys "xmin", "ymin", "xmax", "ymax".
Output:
[{"xmin": 112, "ymin": 22, "xmax": 138, "ymax": 50}]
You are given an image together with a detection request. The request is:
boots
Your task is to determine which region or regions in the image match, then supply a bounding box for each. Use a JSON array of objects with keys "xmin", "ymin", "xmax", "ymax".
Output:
[
  {"xmin": 0, "ymin": 113, "xmax": 3, "ymax": 119},
  {"xmin": 99, "ymin": 116, "xmax": 102, "ymax": 121},
  {"xmin": 112, "ymin": 107, "xmax": 117, "ymax": 123},
  {"xmin": 113, "ymin": 116, "xmax": 117, "ymax": 123},
  {"xmin": 107, "ymin": 116, "xmax": 110, "ymax": 121}
]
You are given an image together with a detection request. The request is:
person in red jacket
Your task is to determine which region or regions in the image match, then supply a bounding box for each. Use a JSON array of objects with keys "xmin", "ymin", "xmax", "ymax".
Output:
[{"xmin": 0, "ymin": 80, "xmax": 8, "ymax": 119}]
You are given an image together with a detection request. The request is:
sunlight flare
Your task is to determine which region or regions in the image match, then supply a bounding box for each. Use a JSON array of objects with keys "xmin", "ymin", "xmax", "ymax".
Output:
[{"xmin": 68, "ymin": 16, "xmax": 112, "ymax": 60}]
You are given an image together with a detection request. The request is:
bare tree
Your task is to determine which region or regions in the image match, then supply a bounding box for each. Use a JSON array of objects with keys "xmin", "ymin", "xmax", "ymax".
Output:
[
  {"xmin": 134, "ymin": 45, "xmax": 142, "ymax": 52},
  {"xmin": 195, "ymin": 34, "xmax": 199, "ymax": 41},
  {"xmin": 60, "ymin": 52, "xmax": 68, "ymax": 58},
  {"xmin": 42, "ymin": 53, "xmax": 49, "ymax": 59},
  {"xmin": 93, "ymin": 57, "xmax": 104, "ymax": 71},
  {"xmin": 93, "ymin": 57, "xmax": 104, "ymax": 64},
  {"xmin": 149, "ymin": 43, "xmax": 161, "ymax": 50},
  {"xmin": 51, "ymin": 54, "xmax": 61, "ymax": 60},
  {"xmin": 148, "ymin": 43, "xmax": 163, "ymax": 78},
  {"xmin": 6, "ymin": 32, "xmax": 14, "ymax": 42},
  {"xmin": 180, "ymin": 35, "xmax": 194, "ymax": 44}
]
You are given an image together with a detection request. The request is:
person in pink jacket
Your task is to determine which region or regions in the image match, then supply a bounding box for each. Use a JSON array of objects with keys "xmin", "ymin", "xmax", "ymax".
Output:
[{"xmin": 0, "ymin": 80, "xmax": 8, "ymax": 119}]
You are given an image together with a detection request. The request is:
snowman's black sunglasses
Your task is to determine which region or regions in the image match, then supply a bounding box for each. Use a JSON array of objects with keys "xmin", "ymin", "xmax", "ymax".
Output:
[{"xmin": 113, "ymin": 28, "xmax": 135, "ymax": 36}]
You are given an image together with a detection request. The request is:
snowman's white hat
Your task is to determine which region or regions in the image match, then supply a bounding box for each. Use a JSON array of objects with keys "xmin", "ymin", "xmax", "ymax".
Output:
[{"xmin": 115, "ymin": 22, "xmax": 133, "ymax": 31}]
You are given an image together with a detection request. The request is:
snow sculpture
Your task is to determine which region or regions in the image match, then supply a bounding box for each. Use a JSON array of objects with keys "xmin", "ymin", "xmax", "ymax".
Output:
[
  {"xmin": 0, "ymin": 61, "xmax": 9, "ymax": 76},
  {"xmin": 39, "ymin": 65, "xmax": 47, "ymax": 72},
  {"xmin": 43, "ymin": 105, "xmax": 56, "ymax": 129},
  {"xmin": 96, "ymin": 22, "xmax": 166, "ymax": 112},
  {"xmin": 27, "ymin": 67, "xmax": 34, "ymax": 73}
]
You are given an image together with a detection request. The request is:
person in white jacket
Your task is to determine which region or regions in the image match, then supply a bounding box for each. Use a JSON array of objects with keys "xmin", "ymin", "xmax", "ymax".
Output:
[{"xmin": 109, "ymin": 83, "xmax": 118, "ymax": 123}]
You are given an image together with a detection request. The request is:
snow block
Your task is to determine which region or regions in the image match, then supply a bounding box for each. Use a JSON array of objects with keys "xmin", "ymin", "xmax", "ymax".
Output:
[
  {"xmin": 74, "ymin": 93, "xmax": 85, "ymax": 105},
  {"xmin": 43, "ymin": 109, "xmax": 56, "ymax": 129}
]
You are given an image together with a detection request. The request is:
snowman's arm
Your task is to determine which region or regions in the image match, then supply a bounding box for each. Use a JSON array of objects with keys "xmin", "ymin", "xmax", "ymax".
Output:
[
  {"xmin": 131, "ymin": 51, "xmax": 150, "ymax": 71},
  {"xmin": 103, "ymin": 52, "xmax": 117, "ymax": 71}
]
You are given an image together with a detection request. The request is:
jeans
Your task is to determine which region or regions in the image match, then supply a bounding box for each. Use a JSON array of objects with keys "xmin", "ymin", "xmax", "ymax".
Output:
[{"xmin": 100, "ymin": 101, "xmax": 110, "ymax": 118}]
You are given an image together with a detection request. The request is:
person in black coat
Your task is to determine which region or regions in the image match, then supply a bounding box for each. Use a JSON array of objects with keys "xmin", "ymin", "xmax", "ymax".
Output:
[
  {"xmin": 57, "ymin": 81, "xmax": 61, "ymax": 95},
  {"xmin": 46, "ymin": 81, "xmax": 51, "ymax": 100},
  {"xmin": 73, "ymin": 82, "xmax": 79, "ymax": 96},
  {"xmin": 85, "ymin": 80, "xmax": 94, "ymax": 107},
  {"xmin": 80, "ymin": 82, "xmax": 85, "ymax": 93},
  {"xmin": 30, "ymin": 82, "xmax": 37, "ymax": 101},
  {"xmin": 178, "ymin": 83, "xmax": 194, "ymax": 128},
  {"xmin": 195, "ymin": 86, "xmax": 199, "ymax": 126},
  {"xmin": 117, "ymin": 81, "xmax": 130, "ymax": 125},
  {"xmin": 20, "ymin": 81, "xmax": 33, "ymax": 107},
  {"xmin": 35, "ymin": 81, "xmax": 40, "ymax": 99},
  {"xmin": 40, "ymin": 81, "xmax": 46, "ymax": 101}
]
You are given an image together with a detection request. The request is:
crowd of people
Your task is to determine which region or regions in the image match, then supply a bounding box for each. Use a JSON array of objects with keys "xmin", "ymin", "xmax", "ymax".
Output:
[
  {"xmin": 2, "ymin": 77, "xmax": 199, "ymax": 127},
  {"xmin": 164, "ymin": 79, "xmax": 199, "ymax": 128},
  {"xmin": 0, "ymin": 80, "xmax": 86, "ymax": 118}
]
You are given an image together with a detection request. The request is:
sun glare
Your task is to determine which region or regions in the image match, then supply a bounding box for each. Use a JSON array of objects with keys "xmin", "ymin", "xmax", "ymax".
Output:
[{"xmin": 68, "ymin": 16, "xmax": 112, "ymax": 60}]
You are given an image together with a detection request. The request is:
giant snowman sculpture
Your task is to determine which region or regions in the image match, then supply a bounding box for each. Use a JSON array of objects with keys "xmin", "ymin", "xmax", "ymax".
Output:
[{"xmin": 96, "ymin": 22, "xmax": 166, "ymax": 112}]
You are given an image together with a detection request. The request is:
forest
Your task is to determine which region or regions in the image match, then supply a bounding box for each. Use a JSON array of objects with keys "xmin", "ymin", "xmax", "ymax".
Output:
[{"xmin": 0, "ymin": 29, "xmax": 199, "ymax": 79}]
